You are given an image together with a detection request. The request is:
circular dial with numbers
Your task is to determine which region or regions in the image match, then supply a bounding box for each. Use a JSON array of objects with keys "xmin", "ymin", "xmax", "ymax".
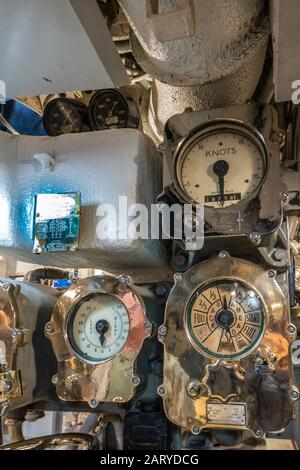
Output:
[
  {"xmin": 175, "ymin": 123, "xmax": 267, "ymax": 208},
  {"xmin": 88, "ymin": 89, "xmax": 139, "ymax": 131},
  {"xmin": 186, "ymin": 280, "xmax": 264, "ymax": 359},
  {"xmin": 67, "ymin": 293, "xmax": 130, "ymax": 363}
]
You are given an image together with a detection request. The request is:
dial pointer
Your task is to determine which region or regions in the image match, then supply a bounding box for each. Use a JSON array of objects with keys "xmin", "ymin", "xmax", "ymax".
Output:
[{"xmin": 213, "ymin": 160, "xmax": 229, "ymax": 207}]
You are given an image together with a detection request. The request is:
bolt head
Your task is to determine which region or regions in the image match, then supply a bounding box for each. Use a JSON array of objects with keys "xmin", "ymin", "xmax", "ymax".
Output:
[
  {"xmin": 250, "ymin": 233, "xmax": 261, "ymax": 244},
  {"xmin": 255, "ymin": 428, "xmax": 263, "ymax": 438},
  {"xmin": 187, "ymin": 382, "xmax": 200, "ymax": 397},
  {"xmin": 118, "ymin": 275, "xmax": 130, "ymax": 285},
  {"xmin": 3, "ymin": 380, "xmax": 13, "ymax": 393},
  {"xmin": 158, "ymin": 386, "xmax": 166, "ymax": 396},
  {"xmin": 218, "ymin": 251, "xmax": 229, "ymax": 258},
  {"xmin": 145, "ymin": 320, "xmax": 152, "ymax": 331},
  {"xmin": 291, "ymin": 390, "xmax": 299, "ymax": 400},
  {"xmin": 279, "ymin": 192, "xmax": 289, "ymax": 204},
  {"xmin": 45, "ymin": 323, "xmax": 53, "ymax": 334},
  {"xmin": 90, "ymin": 399, "xmax": 97, "ymax": 408},
  {"xmin": 288, "ymin": 325, "xmax": 296, "ymax": 335},
  {"xmin": 268, "ymin": 270, "xmax": 276, "ymax": 278},
  {"xmin": 51, "ymin": 375, "xmax": 58, "ymax": 385},
  {"xmin": 273, "ymin": 249, "xmax": 285, "ymax": 261},
  {"xmin": 191, "ymin": 426, "xmax": 200, "ymax": 435},
  {"xmin": 174, "ymin": 273, "xmax": 183, "ymax": 282},
  {"xmin": 132, "ymin": 376, "xmax": 140, "ymax": 386},
  {"xmin": 159, "ymin": 325, "xmax": 167, "ymax": 336}
]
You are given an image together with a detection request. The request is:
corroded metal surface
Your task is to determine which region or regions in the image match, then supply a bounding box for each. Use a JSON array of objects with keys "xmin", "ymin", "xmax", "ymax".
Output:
[{"xmin": 120, "ymin": 0, "xmax": 269, "ymax": 86}]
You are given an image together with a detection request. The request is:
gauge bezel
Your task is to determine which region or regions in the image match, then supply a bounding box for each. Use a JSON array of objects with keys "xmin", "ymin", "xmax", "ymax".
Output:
[
  {"xmin": 43, "ymin": 97, "xmax": 85, "ymax": 136},
  {"xmin": 65, "ymin": 291, "xmax": 131, "ymax": 365},
  {"xmin": 88, "ymin": 88, "xmax": 139, "ymax": 131},
  {"xmin": 184, "ymin": 277, "xmax": 266, "ymax": 360},
  {"xmin": 172, "ymin": 119, "xmax": 269, "ymax": 209}
]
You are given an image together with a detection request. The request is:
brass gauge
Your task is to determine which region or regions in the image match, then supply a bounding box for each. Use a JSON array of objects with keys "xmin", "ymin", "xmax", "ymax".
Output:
[
  {"xmin": 46, "ymin": 275, "xmax": 152, "ymax": 407},
  {"xmin": 186, "ymin": 280, "xmax": 265, "ymax": 359},
  {"xmin": 66, "ymin": 293, "xmax": 130, "ymax": 364},
  {"xmin": 173, "ymin": 121, "xmax": 268, "ymax": 208}
]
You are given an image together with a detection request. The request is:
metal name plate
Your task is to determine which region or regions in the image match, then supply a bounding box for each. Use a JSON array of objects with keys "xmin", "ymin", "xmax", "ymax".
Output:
[{"xmin": 206, "ymin": 402, "xmax": 246, "ymax": 426}]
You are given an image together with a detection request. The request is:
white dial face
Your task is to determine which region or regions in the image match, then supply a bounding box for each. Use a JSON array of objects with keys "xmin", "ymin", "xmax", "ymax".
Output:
[
  {"xmin": 67, "ymin": 293, "xmax": 130, "ymax": 363},
  {"xmin": 186, "ymin": 280, "xmax": 264, "ymax": 359},
  {"xmin": 177, "ymin": 128, "xmax": 265, "ymax": 208}
]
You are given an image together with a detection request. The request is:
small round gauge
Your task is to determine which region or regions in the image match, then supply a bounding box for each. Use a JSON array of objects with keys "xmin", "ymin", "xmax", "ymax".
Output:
[
  {"xmin": 43, "ymin": 98, "xmax": 88, "ymax": 136},
  {"xmin": 88, "ymin": 89, "xmax": 139, "ymax": 130},
  {"xmin": 185, "ymin": 280, "xmax": 264, "ymax": 359},
  {"xmin": 66, "ymin": 293, "xmax": 130, "ymax": 363},
  {"xmin": 174, "ymin": 122, "xmax": 267, "ymax": 208}
]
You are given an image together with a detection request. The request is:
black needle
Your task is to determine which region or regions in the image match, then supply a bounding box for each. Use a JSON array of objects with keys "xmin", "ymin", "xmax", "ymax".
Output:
[
  {"xmin": 95, "ymin": 319, "xmax": 110, "ymax": 346},
  {"xmin": 213, "ymin": 160, "xmax": 229, "ymax": 207}
]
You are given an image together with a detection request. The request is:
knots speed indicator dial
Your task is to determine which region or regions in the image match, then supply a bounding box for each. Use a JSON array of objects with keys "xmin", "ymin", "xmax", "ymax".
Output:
[
  {"xmin": 67, "ymin": 293, "xmax": 130, "ymax": 364},
  {"xmin": 174, "ymin": 121, "xmax": 267, "ymax": 208},
  {"xmin": 186, "ymin": 280, "xmax": 264, "ymax": 359}
]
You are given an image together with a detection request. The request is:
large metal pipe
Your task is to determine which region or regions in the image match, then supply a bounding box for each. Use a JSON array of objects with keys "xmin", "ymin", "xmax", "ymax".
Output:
[{"xmin": 119, "ymin": 0, "xmax": 270, "ymax": 140}]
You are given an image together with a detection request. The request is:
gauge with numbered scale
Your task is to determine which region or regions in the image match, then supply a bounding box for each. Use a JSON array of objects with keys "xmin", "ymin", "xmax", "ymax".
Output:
[
  {"xmin": 88, "ymin": 89, "xmax": 139, "ymax": 131},
  {"xmin": 66, "ymin": 293, "xmax": 130, "ymax": 363},
  {"xmin": 173, "ymin": 121, "xmax": 267, "ymax": 208},
  {"xmin": 43, "ymin": 97, "xmax": 89, "ymax": 136},
  {"xmin": 185, "ymin": 279, "xmax": 265, "ymax": 359}
]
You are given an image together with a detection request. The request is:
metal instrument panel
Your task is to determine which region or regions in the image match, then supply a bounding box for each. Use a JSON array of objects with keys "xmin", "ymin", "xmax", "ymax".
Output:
[
  {"xmin": 46, "ymin": 275, "xmax": 152, "ymax": 408},
  {"xmin": 158, "ymin": 255, "xmax": 298, "ymax": 436}
]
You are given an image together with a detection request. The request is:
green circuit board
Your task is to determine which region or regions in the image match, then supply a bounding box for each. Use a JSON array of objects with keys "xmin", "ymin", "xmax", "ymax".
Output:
[{"xmin": 33, "ymin": 192, "xmax": 80, "ymax": 253}]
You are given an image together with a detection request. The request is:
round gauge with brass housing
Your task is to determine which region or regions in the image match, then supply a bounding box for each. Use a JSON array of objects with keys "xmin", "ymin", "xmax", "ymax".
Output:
[
  {"xmin": 185, "ymin": 279, "xmax": 265, "ymax": 360},
  {"xmin": 66, "ymin": 293, "xmax": 130, "ymax": 364},
  {"xmin": 43, "ymin": 97, "xmax": 89, "ymax": 136},
  {"xmin": 46, "ymin": 275, "xmax": 152, "ymax": 406},
  {"xmin": 173, "ymin": 120, "xmax": 268, "ymax": 208},
  {"xmin": 88, "ymin": 89, "xmax": 139, "ymax": 130}
]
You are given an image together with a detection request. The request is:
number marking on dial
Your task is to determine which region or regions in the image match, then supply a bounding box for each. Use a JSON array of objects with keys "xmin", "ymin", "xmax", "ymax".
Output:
[{"xmin": 187, "ymin": 281, "xmax": 264, "ymax": 359}]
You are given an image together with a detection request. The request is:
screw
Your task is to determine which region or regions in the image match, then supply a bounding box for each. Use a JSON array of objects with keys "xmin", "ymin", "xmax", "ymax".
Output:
[
  {"xmin": 273, "ymin": 249, "xmax": 285, "ymax": 261},
  {"xmin": 254, "ymin": 428, "xmax": 263, "ymax": 438},
  {"xmin": 174, "ymin": 273, "xmax": 183, "ymax": 282},
  {"xmin": 45, "ymin": 323, "xmax": 53, "ymax": 334},
  {"xmin": 132, "ymin": 376, "xmax": 140, "ymax": 386},
  {"xmin": 288, "ymin": 325, "xmax": 296, "ymax": 335},
  {"xmin": 279, "ymin": 192, "xmax": 289, "ymax": 204},
  {"xmin": 51, "ymin": 375, "xmax": 58, "ymax": 385},
  {"xmin": 191, "ymin": 426, "xmax": 200, "ymax": 435},
  {"xmin": 90, "ymin": 399, "xmax": 97, "ymax": 408},
  {"xmin": 187, "ymin": 382, "xmax": 200, "ymax": 398},
  {"xmin": 159, "ymin": 325, "xmax": 167, "ymax": 336},
  {"xmin": 268, "ymin": 270, "xmax": 276, "ymax": 278},
  {"xmin": 250, "ymin": 233, "xmax": 261, "ymax": 244},
  {"xmin": 219, "ymin": 251, "xmax": 229, "ymax": 258},
  {"xmin": 157, "ymin": 201, "xmax": 166, "ymax": 211},
  {"xmin": 118, "ymin": 275, "xmax": 130, "ymax": 285},
  {"xmin": 3, "ymin": 380, "xmax": 13, "ymax": 393},
  {"xmin": 291, "ymin": 390, "xmax": 299, "ymax": 400},
  {"xmin": 158, "ymin": 386, "xmax": 166, "ymax": 396}
]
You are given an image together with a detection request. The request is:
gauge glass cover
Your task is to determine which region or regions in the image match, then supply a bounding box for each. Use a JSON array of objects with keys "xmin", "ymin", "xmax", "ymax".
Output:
[
  {"xmin": 176, "ymin": 127, "xmax": 266, "ymax": 208},
  {"xmin": 186, "ymin": 280, "xmax": 264, "ymax": 359},
  {"xmin": 67, "ymin": 293, "xmax": 130, "ymax": 363}
]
